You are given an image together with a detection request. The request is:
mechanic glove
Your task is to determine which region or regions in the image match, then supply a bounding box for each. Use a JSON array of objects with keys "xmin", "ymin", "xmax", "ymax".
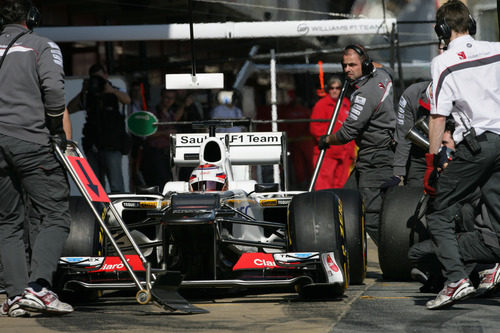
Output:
[
  {"xmin": 380, "ymin": 175, "xmax": 402, "ymax": 192},
  {"xmin": 436, "ymin": 146, "xmax": 453, "ymax": 169},
  {"xmin": 424, "ymin": 153, "xmax": 439, "ymax": 197},
  {"xmin": 46, "ymin": 111, "xmax": 67, "ymax": 153},
  {"xmin": 318, "ymin": 134, "xmax": 330, "ymax": 150}
]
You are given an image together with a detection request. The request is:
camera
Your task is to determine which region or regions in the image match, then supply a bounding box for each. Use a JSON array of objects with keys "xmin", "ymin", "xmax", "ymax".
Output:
[{"xmin": 87, "ymin": 75, "xmax": 107, "ymax": 97}]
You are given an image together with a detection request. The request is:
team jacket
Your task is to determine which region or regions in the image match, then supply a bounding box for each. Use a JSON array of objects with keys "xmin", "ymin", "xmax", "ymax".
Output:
[
  {"xmin": 393, "ymin": 81, "xmax": 431, "ymax": 176},
  {"xmin": 0, "ymin": 24, "xmax": 65, "ymax": 145},
  {"xmin": 335, "ymin": 67, "xmax": 395, "ymax": 156},
  {"xmin": 431, "ymin": 35, "xmax": 500, "ymax": 144}
]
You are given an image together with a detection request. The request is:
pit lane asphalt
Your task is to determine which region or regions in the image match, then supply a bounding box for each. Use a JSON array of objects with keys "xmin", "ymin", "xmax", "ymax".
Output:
[{"xmin": 2, "ymin": 239, "xmax": 499, "ymax": 333}]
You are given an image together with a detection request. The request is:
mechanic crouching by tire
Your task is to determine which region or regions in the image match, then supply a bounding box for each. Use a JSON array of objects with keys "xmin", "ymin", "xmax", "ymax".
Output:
[
  {"xmin": 0, "ymin": 0, "xmax": 73, "ymax": 317},
  {"xmin": 318, "ymin": 44, "xmax": 396, "ymax": 245},
  {"xmin": 423, "ymin": 0, "xmax": 500, "ymax": 310}
]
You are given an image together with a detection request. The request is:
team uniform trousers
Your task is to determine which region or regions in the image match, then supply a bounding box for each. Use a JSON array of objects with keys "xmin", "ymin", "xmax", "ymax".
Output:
[
  {"xmin": 427, "ymin": 131, "xmax": 500, "ymax": 283},
  {"xmin": 345, "ymin": 147, "xmax": 394, "ymax": 244},
  {"xmin": 0, "ymin": 134, "xmax": 70, "ymax": 297},
  {"xmin": 405, "ymin": 153, "xmax": 426, "ymax": 187}
]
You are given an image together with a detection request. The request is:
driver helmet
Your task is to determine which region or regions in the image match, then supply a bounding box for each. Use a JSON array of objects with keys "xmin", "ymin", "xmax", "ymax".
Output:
[{"xmin": 189, "ymin": 164, "xmax": 228, "ymax": 192}]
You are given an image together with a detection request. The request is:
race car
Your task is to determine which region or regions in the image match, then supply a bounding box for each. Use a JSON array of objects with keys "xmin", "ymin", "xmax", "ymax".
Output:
[{"xmin": 55, "ymin": 123, "xmax": 366, "ymax": 305}]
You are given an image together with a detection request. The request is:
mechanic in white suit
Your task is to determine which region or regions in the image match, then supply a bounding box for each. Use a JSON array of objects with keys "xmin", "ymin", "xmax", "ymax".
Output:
[{"xmin": 424, "ymin": 0, "xmax": 500, "ymax": 310}]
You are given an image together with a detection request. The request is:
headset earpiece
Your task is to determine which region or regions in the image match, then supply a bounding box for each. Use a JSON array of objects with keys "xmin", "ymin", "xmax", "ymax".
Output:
[
  {"xmin": 26, "ymin": 3, "xmax": 40, "ymax": 30},
  {"xmin": 344, "ymin": 44, "xmax": 374, "ymax": 76},
  {"xmin": 468, "ymin": 14, "xmax": 476, "ymax": 36},
  {"xmin": 435, "ymin": 12, "xmax": 476, "ymax": 40},
  {"xmin": 434, "ymin": 18, "xmax": 451, "ymax": 40}
]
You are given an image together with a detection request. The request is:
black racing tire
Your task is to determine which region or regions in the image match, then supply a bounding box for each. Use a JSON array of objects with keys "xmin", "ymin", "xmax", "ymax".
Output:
[
  {"xmin": 288, "ymin": 191, "xmax": 348, "ymax": 297},
  {"xmin": 58, "ymin": 196, "xmax": 103, "ymax": 302},
  {"xmin": 379, "ymin": 186, "xmax": 427, "ymax": 280},
  {"xmin": 327, "ymin": 189, "xmax": 366, "ymax": 285},
  {"xmin": 62, "ymin": 196, "xmax": 103, "ymax": 257}
]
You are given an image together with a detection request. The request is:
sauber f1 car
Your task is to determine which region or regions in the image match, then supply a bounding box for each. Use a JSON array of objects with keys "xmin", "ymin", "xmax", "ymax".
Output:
[{"xmin": 55, "ymin": 123, "xmax": 366, "ymax": 312}]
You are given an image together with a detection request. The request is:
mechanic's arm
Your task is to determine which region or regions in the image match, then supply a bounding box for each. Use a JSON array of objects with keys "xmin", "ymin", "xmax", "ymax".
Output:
[
  {"xmin": 324, "ymin": 93, "xmax": 373, "ymax": 146},
  {"xmin": 392, "ymin": 94, "xmax": 415, "ymax": 177},
  {"xmin": 63, "ymin": 108, "xmax": 72, "ymax": 140},
  {"xmin": 104, "ymin": 82, "xmax": 131, "ymax": 105},
  {"xmin": 38, "ymin": 40, "xmax": 65, "ymax": 118},
  {"xmin": 428, "ymin": 114, "xmax": 446, "ymax": 154}
]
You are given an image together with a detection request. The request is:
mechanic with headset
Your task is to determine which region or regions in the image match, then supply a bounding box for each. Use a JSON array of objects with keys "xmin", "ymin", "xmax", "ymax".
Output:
[
  {"xmin": 424, "ymin": 0, "xmax": 500, "ymax": 310},
  {"xmin": 318, "ymin": 44, "xmax": 396, "ymax": 245},
  {"xmin": 409, "ymin": 119, "xmax": 500, "ymax": 300},
  {"xmin": 0, "ymin": 0, "xmax": 73, "ymax": 316},
  {"xmin": 310, "ymin": 75, "xmax": 356, "ymax": 190},
  {"xmin": 381, "ymin": 80, "xmax": 432, "ymax": 190}
]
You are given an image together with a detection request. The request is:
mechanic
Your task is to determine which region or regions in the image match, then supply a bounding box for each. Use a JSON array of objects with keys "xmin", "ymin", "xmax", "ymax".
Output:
[
  {"xmin": 318, "ymin": 44, "xmax": 396, "ymax": 244},
  {"xmin": 409, "ymin": 122, "xmax": 500, "ymax": 297},
  {"xmin": 189, "ymin": 164, "xmax": 228, "ymax": 192},
  {"xmin": 0, "ymin": 0, "xmax": 73, "ymax": 316},
  {"xmin": 382, "ymin": 80, "xmax": 431, "ymax": 190},
  {"xmin": 424, "ymin": 0, "xmax": 500, "ymax": 310},
  {"xmin": 310, "ymin": 75, "xmax": 356, "ymax": 190}
]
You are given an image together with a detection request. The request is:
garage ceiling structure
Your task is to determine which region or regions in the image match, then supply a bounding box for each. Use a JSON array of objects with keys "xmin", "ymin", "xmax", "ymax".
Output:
[{"xmin": 34, "ymin": 0, "xmax": 357, "ymax": 77}]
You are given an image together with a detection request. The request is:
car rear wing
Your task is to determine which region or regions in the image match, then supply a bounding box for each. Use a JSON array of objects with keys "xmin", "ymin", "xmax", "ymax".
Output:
[{"xmin": 171, "ymin": 132, "xmax": 287, "ymax": 167}]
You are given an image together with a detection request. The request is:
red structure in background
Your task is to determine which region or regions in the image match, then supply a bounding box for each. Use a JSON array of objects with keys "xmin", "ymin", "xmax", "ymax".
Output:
[{"xmin": 256, "ymin": 90, "xmax": 315, "ymax": 190}]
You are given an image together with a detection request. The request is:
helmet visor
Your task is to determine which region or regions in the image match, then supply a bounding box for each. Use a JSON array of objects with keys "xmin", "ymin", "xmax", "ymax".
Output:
[{"xmin": 191, "ymin": 181, "xmax": 225, "ymax": 192}]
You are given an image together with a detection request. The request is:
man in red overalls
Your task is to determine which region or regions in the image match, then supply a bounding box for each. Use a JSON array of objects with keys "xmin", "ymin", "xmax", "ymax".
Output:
[{"xmin": 310, "ymin": 76, "xmax": 356, "ymax": 190}]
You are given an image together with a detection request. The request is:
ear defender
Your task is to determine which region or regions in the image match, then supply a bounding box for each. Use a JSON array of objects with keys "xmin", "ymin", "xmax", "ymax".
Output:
[
  {"xmin": 435, "ymin": 12, "xmax": 476, "ymax": 40},
  {"xmin": 26, "ymin": 1, "xmax": 41, "ymax": 30}
]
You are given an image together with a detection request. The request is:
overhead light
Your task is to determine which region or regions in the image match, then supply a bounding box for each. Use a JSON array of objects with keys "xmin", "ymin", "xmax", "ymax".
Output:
[{"xmin": 165, "ymin": 73, "xmax": 224, "ymax": 90}]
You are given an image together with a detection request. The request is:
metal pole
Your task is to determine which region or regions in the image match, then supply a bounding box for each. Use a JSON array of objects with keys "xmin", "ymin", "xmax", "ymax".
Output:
[
  {"xmin": 308, "ymin": 79, "xmax": 349, "ymax": 192},
  {"xmin": 270, "ymin": 49, "xmax": 280, "ymax": 185},
  {"xmin": 188, "ymin": 0, "xmax": 196, "ymax": 77}
]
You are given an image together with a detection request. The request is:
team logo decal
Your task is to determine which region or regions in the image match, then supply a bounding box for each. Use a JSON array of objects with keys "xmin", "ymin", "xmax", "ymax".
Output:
[{"xmin": 233, "ymin": 253, "xmax": 277, "ymax": 270}]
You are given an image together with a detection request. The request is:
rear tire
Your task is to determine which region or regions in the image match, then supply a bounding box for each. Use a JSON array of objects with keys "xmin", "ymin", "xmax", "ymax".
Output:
[
  {"xmin": 379, "ymin": 187, "xmax": 427, "ymax": 280},
  {"xmin": 288, "ymin": 191, "xmax": 348, "ymax": 297}
]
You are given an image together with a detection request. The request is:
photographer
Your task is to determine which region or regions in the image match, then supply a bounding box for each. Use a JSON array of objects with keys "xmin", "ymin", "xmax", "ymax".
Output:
[{"xmin": 68, "ymin": 64, "xmax": 131, "ymax": 193}]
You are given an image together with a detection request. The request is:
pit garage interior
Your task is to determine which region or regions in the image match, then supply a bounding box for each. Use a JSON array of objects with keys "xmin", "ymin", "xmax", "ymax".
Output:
[{"xmin": 31, "ymin": 0, "xmax": 499, "ymax": 190}]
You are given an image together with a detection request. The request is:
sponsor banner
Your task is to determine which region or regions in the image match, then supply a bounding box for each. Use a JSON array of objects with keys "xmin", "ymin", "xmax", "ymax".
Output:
[
  {"xmin": 233, "ymin": 253, "xmax": 279, "ymax": 271},
  {"xmin": 273, "ymin": 252, "xmax": 319, "ymax": 266},
  {"xmin": 59, "ymin": 257, "xmax": 104, "ymax": 267},
  {"xmin": 321, "ymin": 252, "xmax": 344, "ymax": 284},
  {"xmin": 89, "ymin": 255, "xmax": 145, "ymax": 273},
  {"xmin": 176, "ymin": 132, "xmax": 282, "ymax": 147},
  {"xmin": 67, "ymin": 156, "xmax": 109, "ymax": 202}
]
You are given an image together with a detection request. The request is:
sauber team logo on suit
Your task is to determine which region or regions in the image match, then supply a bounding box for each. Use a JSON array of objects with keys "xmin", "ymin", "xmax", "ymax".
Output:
[{"xmin": 457, "ymin": 51, "xmax": 467, "ymax": 60}]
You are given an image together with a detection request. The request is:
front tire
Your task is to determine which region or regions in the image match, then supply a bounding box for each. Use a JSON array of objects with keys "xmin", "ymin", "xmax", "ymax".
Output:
[
  {"xmin": 328, "ymin": 189, "xmax": 366, "ymax": 285},
  {"xmin": 288, "ymin": 191, "xmax": 348, "ymax": 297}
]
